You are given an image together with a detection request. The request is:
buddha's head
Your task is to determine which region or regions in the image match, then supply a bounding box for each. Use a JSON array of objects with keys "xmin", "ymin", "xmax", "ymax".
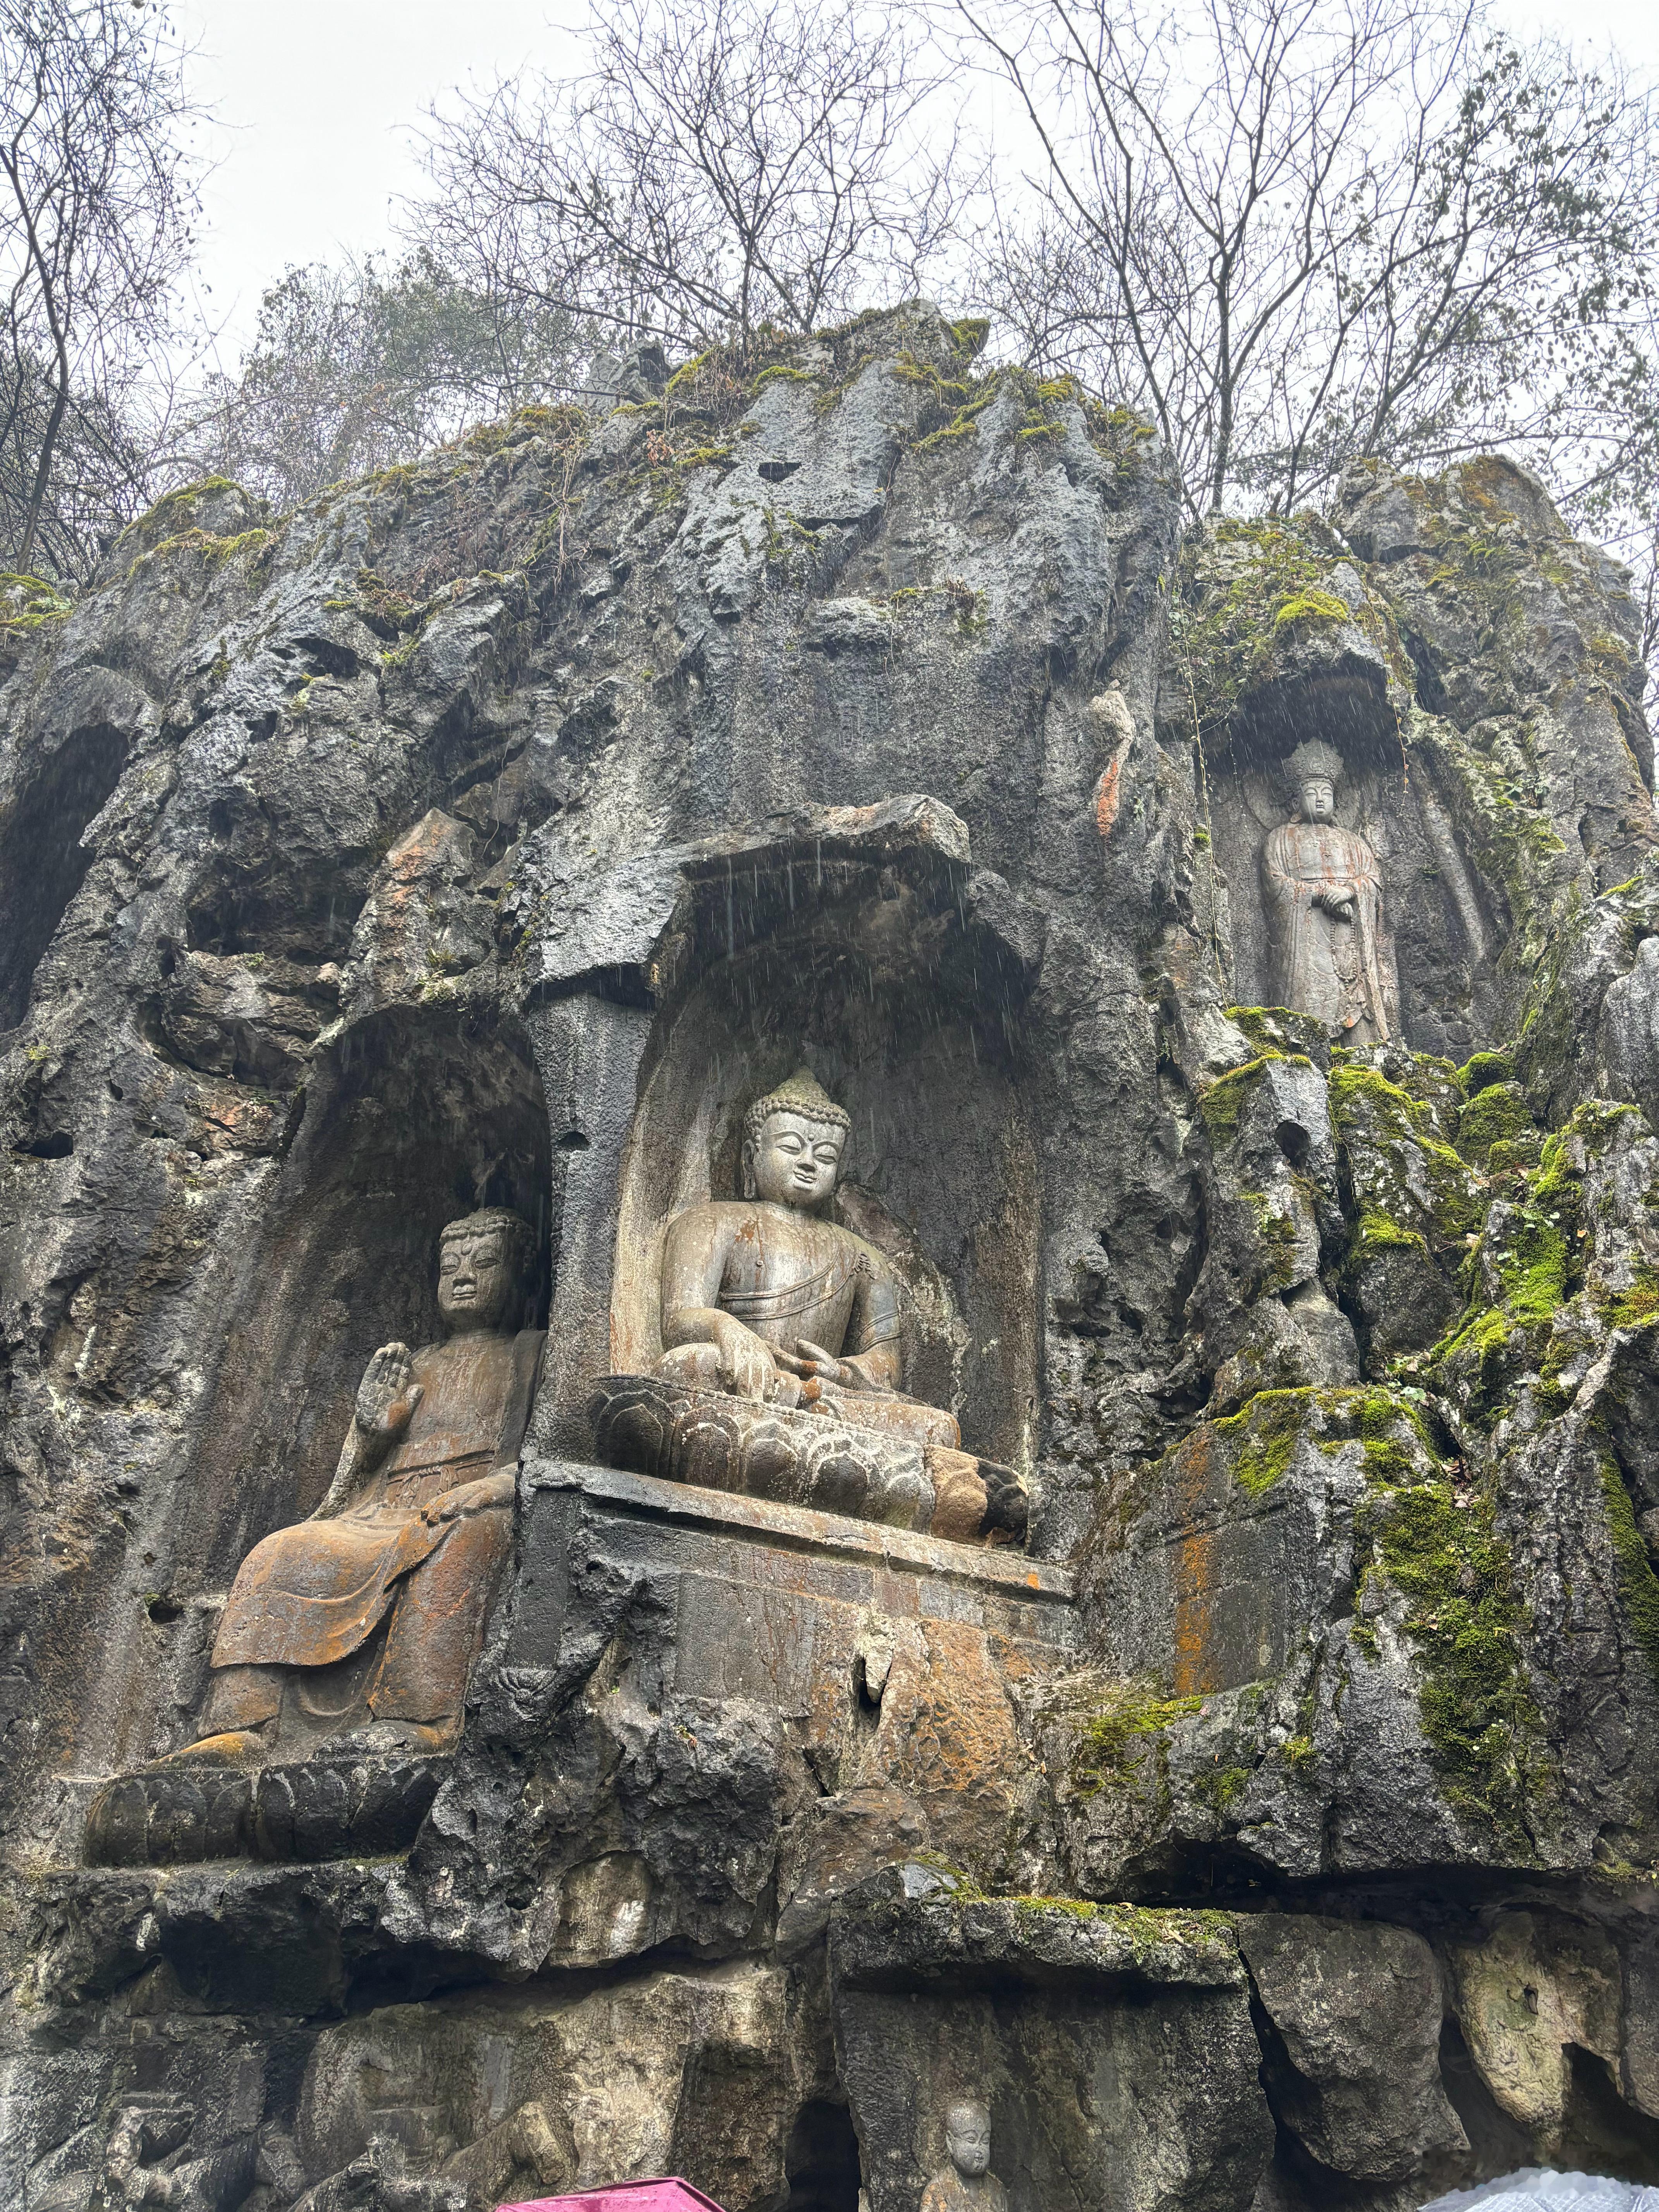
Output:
[
  {"xmin": 1286, "ymin": 739, "xmax": 1344, "ymax": 825},
  {"xmin": 945, "ymin": 2100, "xmax": 992, "ymax": 2178},
  {"xmin": 741, "ymin": 1068, "xmax": 850, "ymax": 1212},
  {"xmin": 436, "ymin": 1208, "xmax": 532, "ymax": 1333}
]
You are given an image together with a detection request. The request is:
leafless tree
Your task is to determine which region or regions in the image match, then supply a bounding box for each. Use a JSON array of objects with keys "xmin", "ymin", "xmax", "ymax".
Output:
[
  {"xmin": 959, "ymin": 0, "xmax": 1658, "ymax": 526},
  {"xmin": 185, "ymin": 251, "xmax": 589, "ymax": 512},
  {"xmin": 0, "ymin": 0, "xmax": 201, "ymax": 579},
  {"xmin": 405, "ymin": 0, "xmax": 969, "ymax": 367}
]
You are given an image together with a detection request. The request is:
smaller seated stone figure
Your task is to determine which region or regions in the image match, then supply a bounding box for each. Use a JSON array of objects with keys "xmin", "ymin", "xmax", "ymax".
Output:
[
  {"xmin": 1262, "ymin": 738, "xmax": 1392, "ymax": 1044},
  {"xmin": 173, "ymin": 1207, "xmax": 543, "ymax": 1764},
  {"xmin": 590, "ymin": 1070, "xmax": 1027, "ymax": 1546},
  {"xmin": 86, "ymin": 1209, "xmax": 543, "ymax": 1865},
  {"xmin": 921, "ymin": 2100, "xmax": 1007, "ymax": 2212}
]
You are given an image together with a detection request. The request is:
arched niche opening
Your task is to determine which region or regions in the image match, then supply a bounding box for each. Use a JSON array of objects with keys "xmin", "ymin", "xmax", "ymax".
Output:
[
  {"xmin": 186, "ymin": 1003, "xmax": 550, "ymax": 1593},
  {"xmin": 610, "ymin": 841, "xmax": 1042, "ymax": 1476},
  {"xmin": 1205, "ymin": 664, "xmax": 1499, "ymax": 1058}
]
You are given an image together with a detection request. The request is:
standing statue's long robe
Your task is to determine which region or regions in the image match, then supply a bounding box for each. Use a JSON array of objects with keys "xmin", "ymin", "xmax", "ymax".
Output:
[{"xmin": 1262, "ymin": 818, "xmax": 1391, "ymax": 1042}]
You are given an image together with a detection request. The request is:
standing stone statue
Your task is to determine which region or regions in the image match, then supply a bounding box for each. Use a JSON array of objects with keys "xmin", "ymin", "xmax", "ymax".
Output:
[
  {"xmin": 591, "ymin": 1069, "xmax": 1027, "ymax": 1544},
  {"xmin": 921, "ymin": 2100, "xmax": 1007, "ymax": 2212},
  {"xmin": 1262, "ymin": 738, "xmax": 1391, "ymax": 1043},
  {"xmin": 170, "ymin": 1208, "xmax": 543, "ymax": 1763}
]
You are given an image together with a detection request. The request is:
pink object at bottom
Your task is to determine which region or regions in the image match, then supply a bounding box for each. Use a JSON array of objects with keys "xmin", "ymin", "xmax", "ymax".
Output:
[{"xmin": 498, "ymin": 2181, "xmax": 727, "ymax": 2212}]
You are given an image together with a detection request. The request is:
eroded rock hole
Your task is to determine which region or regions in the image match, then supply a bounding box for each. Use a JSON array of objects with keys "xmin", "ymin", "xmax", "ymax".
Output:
[
  {"xmin": 1274, "ymin": 1119, "xmax": 1312, "ymax": 1171},
  {"xmin": 784, "ymin": 2098, "xmax": 863, "ymax": 2212}
]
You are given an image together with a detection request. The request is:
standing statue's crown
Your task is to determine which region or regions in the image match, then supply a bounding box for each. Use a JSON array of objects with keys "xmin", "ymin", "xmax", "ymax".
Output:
[
  {"xmin": 743, "ymin": 1067, "xmax": 850, "ymax": 1147},
  {"xmin": 1285, "ymin": 738, "xmax": 1345, "ymax": 787}
]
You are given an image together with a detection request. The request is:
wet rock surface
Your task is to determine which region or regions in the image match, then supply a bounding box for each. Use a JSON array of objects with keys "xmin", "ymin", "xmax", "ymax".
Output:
[{"xmin": 5, "ymin": 313, "xmax": 1659, "ymax": 2210}]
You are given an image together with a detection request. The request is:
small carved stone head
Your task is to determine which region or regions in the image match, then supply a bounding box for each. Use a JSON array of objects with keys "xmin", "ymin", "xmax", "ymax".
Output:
[
  {"xmin": 1285, "ymin": 738, "xmax": 1345, "ymax": 826},
  {"xmin": 436, "ymin": 1207, "xmax": 532, "ymax": 1333},
  {"xmin": 945, "ymin": 2099, "xmax": 992, "ymax": 2177},
  {"xmin": 740, "ymin": 1068, "xmax": 850, "ymax": 1212}
]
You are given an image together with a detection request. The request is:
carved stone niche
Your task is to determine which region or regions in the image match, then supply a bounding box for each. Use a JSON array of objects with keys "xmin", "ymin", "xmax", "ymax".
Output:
[
  {"xmin": 538, "ymin": 797, "xmax": 1045, "ymax": 1545},
  {"xmin": 81, "ymin": 1004, "xmax": 551, "ymax": 1868},
  {"xmin": 1205, "ymin": 665, "xmax": 1499, "ymax": 1059}
]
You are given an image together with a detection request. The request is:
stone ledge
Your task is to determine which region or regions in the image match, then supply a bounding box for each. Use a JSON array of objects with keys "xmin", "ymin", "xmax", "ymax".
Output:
[
  {"xmin": 520, "ymin": 1456, "xmax": 1072, "ymax": 1603},
  {"xmin": 507, "ymin": 1458, "xmax": 1075, "ymax": 1712}
]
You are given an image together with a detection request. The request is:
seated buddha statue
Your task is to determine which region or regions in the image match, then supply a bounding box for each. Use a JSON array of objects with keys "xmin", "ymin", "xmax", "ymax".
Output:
[
  {"xmin": 591, "ymin": 1070, "xmax": 1027, "ymax": 1545},
  {"xmin": 168, "ymin": 1208, "xmax": 543, "ymax": 1764},
  {"xmin": 656, "ymin": 1068, "xmax": 960, "ymax": 1446}
]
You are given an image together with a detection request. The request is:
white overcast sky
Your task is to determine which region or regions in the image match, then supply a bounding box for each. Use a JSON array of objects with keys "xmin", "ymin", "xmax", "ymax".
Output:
[{"xmin": 173, "ymin": 0, "xmax": 1659, "ymax": 367}]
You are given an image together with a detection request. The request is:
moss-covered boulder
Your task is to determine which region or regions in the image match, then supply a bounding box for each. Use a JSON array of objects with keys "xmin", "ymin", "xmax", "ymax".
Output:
[
  {"xmin": 1188, "ymin": 1047, "xmax": 1358, "ymax": 1407},
  {"xmin": 1328, "ymin": 1048, "xmax": 1482, "ymax": 1365}
]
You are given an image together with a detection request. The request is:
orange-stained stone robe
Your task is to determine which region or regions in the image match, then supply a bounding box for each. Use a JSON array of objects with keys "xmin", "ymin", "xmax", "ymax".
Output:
[
  {"xmin": 1262, "ymin": 817, "xmax": 1390, "ymax": 1042},
  {"xmin": 921, "ymin": 2172, "xmax": 1008, "ymax": 2212},
  {"xmin": 211, "ymin": 1328, "xmax": 543, "ymax": 1677}
]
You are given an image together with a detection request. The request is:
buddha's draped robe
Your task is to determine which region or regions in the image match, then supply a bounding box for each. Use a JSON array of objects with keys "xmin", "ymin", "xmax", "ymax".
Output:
[
  {"xmin": 656, "ymin": 1201, "xmax": 959, "ymax": 1447},
  {"xmin": 1262, "ymin": 817, "xmax": 1390, "ymax": 1042},
  {"xmin": 211, "ymin": 1328, "xmax": 543, "ymax": 1674},
  {"xmin": 920, "ymin": 2174, "xmax": 1008, "ymax": 2212}
]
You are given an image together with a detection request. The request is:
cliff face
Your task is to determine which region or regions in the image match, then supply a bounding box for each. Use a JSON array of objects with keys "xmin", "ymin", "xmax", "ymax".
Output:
[{"xmin": 4, "ymin": 305, "xmax": 1659, "ymax": 2212}]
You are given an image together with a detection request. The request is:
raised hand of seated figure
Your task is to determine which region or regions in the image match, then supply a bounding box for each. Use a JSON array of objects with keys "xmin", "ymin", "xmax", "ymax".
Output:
[{"xmin": 355, "ymin": 1342, "xmax": 424, "ymax": 1436}]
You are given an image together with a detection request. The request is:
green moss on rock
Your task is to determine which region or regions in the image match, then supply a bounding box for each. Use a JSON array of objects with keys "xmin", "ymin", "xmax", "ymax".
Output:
[
  {"xmin": 1197, "ymin": 1051, "xmax": 1309, "ymax": 1150},
  {"xmin": 1460, "ymin": 1050, "xmax": 1516, "ymax": 1094},
  {"xmin": 1073, "ymin": 1682, "xmax": 1203, "ymax": 1796},
  {"xmin": 1598, "ymin": 1458, "xmax": 1659, "ymax": 1684},
  {"xmin": 1224, "ymin": 1005, "xmax": 1333, "ymax": 1067},
  {"xmin": 1457, "ymin": 1082, "xmax": 1535, "ymax": 1165},
  {"xmin": 1357, "ymin": 1463, "xmax": 1542, "ymax": 1842},
  {"xmin": 1212, "ymin": 1388, "xmax": 1319, "ymax": 1494},
  {"xmin": 1330, "ymin": 1060, "xmax": 1482, "ymax": 1249}
]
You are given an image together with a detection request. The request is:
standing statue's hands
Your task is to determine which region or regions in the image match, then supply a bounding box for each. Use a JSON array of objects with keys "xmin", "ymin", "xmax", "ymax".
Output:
[
  {"xmin": 1317, "ymin": 883, "xmax": 1356, "ymax": 922},
  {"xmin": 356, "ymin": 1342, "xmax": 423, "ymax": 1436}
]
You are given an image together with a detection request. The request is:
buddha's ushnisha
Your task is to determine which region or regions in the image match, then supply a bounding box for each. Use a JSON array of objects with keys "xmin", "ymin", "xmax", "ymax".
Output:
[{"xmin": 654, "ymin": 1068, "xmax": 959, "ymax": 1450}]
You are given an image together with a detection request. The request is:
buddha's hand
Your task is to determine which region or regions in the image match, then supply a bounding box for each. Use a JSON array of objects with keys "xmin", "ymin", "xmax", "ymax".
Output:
[
  {"xmin": 708, "ymin": 1312, "xmax": 776, "ymax": 1401},
  {"xmin": 1317, "ymin": 883, "xmax": 1355, "ymax": 920},
  {"xmin": 356, "ymin": 1343, "xmax": 423, "ymax": 1437},
  {"xmin": 776, "ymin": 1338, "xmax": 862, "ymax": 1393},
  {"xmin": 421, "ymin": 1470, "xmax": 515, "ymax": 1526}
]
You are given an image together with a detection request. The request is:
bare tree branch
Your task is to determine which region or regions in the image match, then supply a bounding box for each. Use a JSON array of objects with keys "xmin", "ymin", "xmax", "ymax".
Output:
[
  {"xmin": 403, "ymin": 0, "xmax": 973, "ymax": 364},
  {"xmin": 0, "ymin": 0, "xmax": 203, "ymax": 579}
]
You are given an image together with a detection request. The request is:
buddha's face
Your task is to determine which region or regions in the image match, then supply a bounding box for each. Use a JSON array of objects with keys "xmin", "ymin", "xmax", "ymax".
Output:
[
  {"xmin": 437, "ymin": 1226, "xmax": 517, "ymax": 1332},
  {"xmin": 1299, "ymin": 776, "xmax": 1336, "ymax": 824},
  {"xmin": 946, "ymin": 2107, "xmax": 991, "ymax": 2178},
  {"xmin": 747, "ymin": 1110, "xmax": 846, "ymax": 1211}
]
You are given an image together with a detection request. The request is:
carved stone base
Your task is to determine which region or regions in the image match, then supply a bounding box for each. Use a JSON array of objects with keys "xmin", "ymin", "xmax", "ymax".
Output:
[
  {"xmin": 588, "ymin": 1372, "xmax": 1027, "ymax": 1545},
  {"xmin": 83, "ymin": 1753, "xmax": 447, "ymax": 1867}
]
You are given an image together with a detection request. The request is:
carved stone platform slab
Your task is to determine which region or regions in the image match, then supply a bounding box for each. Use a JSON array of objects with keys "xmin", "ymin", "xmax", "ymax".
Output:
[
  {"xmin": 82, "ymin": 1752, "xmax": 448, "ymax": 1868},
  {"xmin": 588, "ymin": 1372, "xmax": 1027, "ymax": 1544},
  {"xmin": 505, "ymin": 1457, "xmax": 1073, "ymax": 1719}
]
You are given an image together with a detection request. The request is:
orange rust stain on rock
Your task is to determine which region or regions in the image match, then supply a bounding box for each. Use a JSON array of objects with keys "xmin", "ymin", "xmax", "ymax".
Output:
[
  {"xmin": 1093, "ymin": 739, "xmax": 1132, "ymax": 840},
  {"xmin": 1170, "ymin": 1427, "xmax": 1221, "ymax": 1698}
]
